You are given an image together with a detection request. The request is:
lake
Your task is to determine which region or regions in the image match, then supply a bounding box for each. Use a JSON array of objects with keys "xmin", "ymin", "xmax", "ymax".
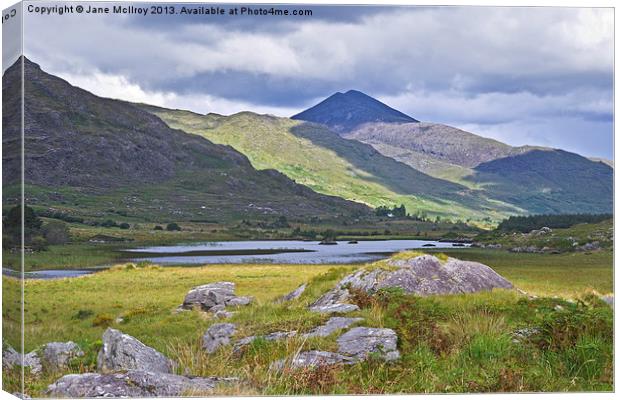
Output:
[{"xmin": 123, "ymin": 239, "xmax": 467, "ymax": 265}]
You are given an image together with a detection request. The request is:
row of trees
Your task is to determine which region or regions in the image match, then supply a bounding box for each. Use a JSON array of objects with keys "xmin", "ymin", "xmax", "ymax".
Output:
[
  {"xmin": 497, "ymin": 213, "xmax": 613, "ymax": 233},
  {"xmin": 3, "ymin": 205, "xmax": 70, "ymax": 250}
]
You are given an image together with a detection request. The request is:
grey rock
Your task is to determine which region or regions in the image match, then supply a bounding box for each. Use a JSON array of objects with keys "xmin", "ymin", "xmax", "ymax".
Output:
[
  {"xmin": 303, "ymin": 317, "xmax": 363, "ymax": 338},
  {"xmin": 180, "ymin": 282, "xmax": 252, "ymax": 311},
  {"xmin": 277, "ymin": 283, "xmax": 307, "ymax": 303},
  {"xmin": 311, "ymin": 255, "xmax": 512, "ymax": 310},
  {"xmin": 309, "ymin": 303, "xmax": 360, "ymax": 314},
  {"xmin": 97, "ymin": 328, "xmax": 174, "ymax": 373},
  {"xmin": 600, "ymin": 295, "xmax": 614, "ymax": 309},
  {"xmin": 46, "ymin": 370, "xmax": 233, "ymax": 397},
  {"xmin": 226, "ymin": 296, "xmax": 253, "ymax": 306},
  {"xmin": 215, "ymin": 310, "xmax": 235, "ymax": 319},
  {"xmin": 577, "ymin": 241, "xmax": 601, "ymax": 252},
  {"xmin": 41, "ymin": 342, "xmax": 84, "ymax": 372},
  {"xmin": 233, "ymin": 331, "xmax": 297, "ymax": 353},
  {"xmin": 3, "ymin": 345, "xmax": 42, "ymax": 375},
  {"xmin": 512, "ymin": 327, "xmax": 540, "ymax": 343},
  {"xmin": 337, "ymin": 327, "xmax": 400, "ymax": 361},
  {"xmin": 202, "ymin": 323, "xmax": 237, "ymax": 354},
  {"xmin": 271, "ymin": 350, "xmax": 356, "ymax": 371}
]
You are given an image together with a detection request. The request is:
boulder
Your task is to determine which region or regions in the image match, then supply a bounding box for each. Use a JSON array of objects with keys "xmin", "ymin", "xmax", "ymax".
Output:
[
  {"xmin": 41, "ymin": 342, "xmax": 84, "ymax": 372},
  {"xmin": 303, "ymin": 317, "xmax": 363, "ymax": 338},
  {"xmin": 310, "ymin": 255, "xmax": 512, "ymax": 309},
  {"xmin": 277, "ymin": 283, "xmax": 307, "ymax": 303},
  {"xmin": 180, "ymin": 282, "xmax": 252, "ymax": 311},
  {"xmin": 271, "ymin": 350, "xmax": 356, "ymax": 371},
  {"xmin": 233, "ymin": 331, "xmax": 297, "ymax": 353},
  {"xmin": 202, "ymin": 323, "xmax": 237, "ymax": 354},
  {"xmin": 2, "ymin": 345, "xmax": 42, "ymax": 375},
  {"xmin": 309, "ymin": 303, "xmax": 360, "ymax": 314},
  {"xmin": 97, "ymin": 328, "xmax": 174, "ymax": 373},
  {"xmin": 46, "ymin": 370, "xmax": 236, "ymax": 397},
  {"xmin": 336, "ymin": 327, "xmax": 400, "ymax": 361}
]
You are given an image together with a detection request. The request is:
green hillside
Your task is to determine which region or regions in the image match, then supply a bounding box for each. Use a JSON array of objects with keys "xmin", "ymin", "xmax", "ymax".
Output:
[{"xmin": 145, "ymin": 107, "xmax": 520, "ymax": 222}]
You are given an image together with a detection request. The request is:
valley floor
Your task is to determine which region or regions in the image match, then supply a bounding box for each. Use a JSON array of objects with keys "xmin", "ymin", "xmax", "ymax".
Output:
[{"xmin": 2, "ymin": 249, "xmax": 613, "ymax": 395}]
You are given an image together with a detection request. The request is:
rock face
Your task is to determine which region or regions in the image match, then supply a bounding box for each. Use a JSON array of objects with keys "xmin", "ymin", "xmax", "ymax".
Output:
[
  {"xmin": 271, "ymin": 350, "xmax": 356, "ymax": 371},
  {"xmin": 180, "ymin": 282, "xmax": 253, "ymax": 312},
  {"xmin": 97, "ymin": 328, "xmax": 174, "ymax": 374},
  {"xmin": 277, "ymin": 283, "xmax": 307, "ymax": 303},
  {"xmin": 337, "ymin": 327, "xmax": 400, "ymax": 361},
  {"xmin": 46, "ymin": 370, "xmax": 230, "ymax": 397},
  {"xmin": 42, "ymin": 342, "xmax": 84, "ymax": 372},
  {"xmin": 202, "ymin": 323, "xmax": 237, "ymax": 354},
  {"xmin": 2, "ymin": 345, "xmax": 42, "ymax": 375},
  {"xmin": 311, "ymin": 255, "xmax": 512, "ymax": 310},
  {"xmin": 303, "ymin": 317, "xmax": 363, "ymax": 338}
]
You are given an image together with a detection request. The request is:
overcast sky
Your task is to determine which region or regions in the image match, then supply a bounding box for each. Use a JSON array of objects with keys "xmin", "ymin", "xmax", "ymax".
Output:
[{"xmin": 10, "ymin": 3, "xmax": 615, "ymax": 158}]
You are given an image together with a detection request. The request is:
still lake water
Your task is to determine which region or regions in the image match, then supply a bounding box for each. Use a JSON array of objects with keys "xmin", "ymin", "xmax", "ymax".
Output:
[
  {"xmin": 5, "ymin": 240, "xmax": 468, "ymax": 280},
  {"xmin": 125, "ymin": 239, "xmax": 467, "ymax": 265}
]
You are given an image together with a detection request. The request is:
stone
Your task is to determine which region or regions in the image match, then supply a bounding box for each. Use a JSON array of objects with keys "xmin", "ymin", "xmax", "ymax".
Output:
[
  {"xmin": 233, "ymin": 331, "xmax": 297, "ymax": 353},
  {"xmin": 336, "ymin": 327, "xmax": 400, "ymax": 361},
  {"xmin": 180, "ymin": 282, "xmax": 252, "ymax": 311},
  {"xmin": 2, "ymin": 345, "xmax": 42, "ymax": 375},
  {"xmin": 303, "ymin": 317, "xmax": 364, "ymax": 338},
  {"xmin": 271, "ymin": 350, "xmax": 356, "ymax": 371},
  {"xmin": 577, "ymin": 241, "xmax": 601, "ymax": 252},
  {"xmin": 310, "ymin": 255, "xmax": 512, "ymax": 310},
  {"xmin": 309, "ymin": 303, "xmax": 360, "ymax": 314},
  {"xmin": 277, "ymin": 283, "xmax": 307, "ymax": 303},
  {"xmin": 46, "ymin": 370, "xmax": 235, "ymax": 397},
  {"xmin": 511, "ymin": 327, "xmax": 540, "ymax": 343},
  {"xmin": 600, "ymin": 295, "xmax": 614, "ymax": 309},
  {"xmin": 41, "ymin": 342, "xmax": 84, "ymax": 372},
  {"xmin": 215, "ymin": 310, "xmax": 235, "ymax": 319},
  {"xmin": 97, "ymin": 328, "xmax": 174, "ymax": 373},
  {"xmin": 202, "ymin": 323, "xmax": 237, "ymax": 354}
]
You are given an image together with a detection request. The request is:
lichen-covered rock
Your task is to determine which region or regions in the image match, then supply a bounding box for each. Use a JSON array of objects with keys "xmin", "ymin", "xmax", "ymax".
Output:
[
  {"xmin": 202, "ymin": 323, "xmax": 237, "ymax": 354},
  {"xmin": 97, "ymin": 328, "xmax": 174, "ymax": 373},
  {"xmin": 46, "ymin": 370, "xmax": 235, "ymax": 397},
  {"xmin": 277, "ymin": 283, "xmax": 307, "ymax": 303},
  {"xmin": 309, "ymin": 303, "xmax": 360, "ymax": 314},
  {"xmin": 2, "ymin": 345, "xmax": 42, "ymax": 375},
  {"xmin": 336, "ymin": 327, "xmax": 400, "ymax": 361},
  {"xmin": 303, "ymin": 317, "xmax": 363, "ymax": 338},
  {"xmin": 233, "ymin": 331, "xmax": 297, "ymax": 353},
  {"xmin": 271, "ymin": 350, "xmax": 356, "ymax": 371},
  {"xmin": 180, "ymin": 282, "xmax": 252, "ymax": 311},
  {"xmin": 310, "ymin": 255, "xmax": 512, "ymax": 310},
  {"xmin": 41, "ymin": 342, "xmax": 84, "ymax": 372}
]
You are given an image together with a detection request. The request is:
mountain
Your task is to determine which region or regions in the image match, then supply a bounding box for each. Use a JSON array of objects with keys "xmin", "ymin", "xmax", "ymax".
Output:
[
  {"xmin": 145, "ymin": 107, "xmax": 519, "ymax": 221},
  {"xmin": 2, "ymin": 57, "xmax": 370, "ymax": 221},
  {"xmin": 291, "ymin": 90, "xmax": 418, "ymax": 133},
  {"xmin": 293, "ymin": 93, "xmax": 613, "ymax": 215}
]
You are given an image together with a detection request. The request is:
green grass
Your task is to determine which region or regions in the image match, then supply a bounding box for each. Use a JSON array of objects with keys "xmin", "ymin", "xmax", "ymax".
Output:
[{"xmin": 2, "ymin": 249, "xmax": 613, "ymax": 395}]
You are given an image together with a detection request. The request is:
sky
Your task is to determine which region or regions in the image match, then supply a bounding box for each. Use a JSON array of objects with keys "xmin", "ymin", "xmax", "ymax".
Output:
[{"xmin": 4, "ymin": 3, "xmax": 614, "ymax": 158}]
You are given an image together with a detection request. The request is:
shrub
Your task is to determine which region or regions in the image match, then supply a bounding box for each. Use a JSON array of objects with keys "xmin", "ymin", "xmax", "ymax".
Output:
[
  {"xmin": 166, "ymin": 223, "xmax": 181, "ymax": 231},
  {"xmin": 92, "ymin": 313, "xmax": 114, "ymax": 327},
  {"xmin": 72, "ymin": 309, "xmax": 94, "ymax": 320},
  {"xmin": 119, "ymin": 222, "xmax": 130, "ymax": 230},
  {"xmin": 154, "ymin": 225, "xmax": 163, "ymax": 231},
  {"xmin": 42, "ymin": 221, "xmax": 70, "ymax": 245}
]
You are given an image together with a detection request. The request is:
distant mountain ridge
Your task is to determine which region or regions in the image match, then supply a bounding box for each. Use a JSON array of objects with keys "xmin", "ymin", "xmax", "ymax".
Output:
[{"xmin": 291, "ymin": 90, "xmax": 418, "ymax": 133}]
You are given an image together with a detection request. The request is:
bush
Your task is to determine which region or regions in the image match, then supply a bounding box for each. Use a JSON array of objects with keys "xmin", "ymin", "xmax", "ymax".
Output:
[
  {"xmin": 154, "ymin": 225, "xmax": 163, "ymax": 230},
  {"xmin": 92, "ymin": 313, "xmax": 114, "ymax": 327},
  {"xmin": 166, "ymin": 223, "xmax": 181, "ymax": 231},
  {"xmin": 119, "ymin": 222, "xmax": 130, "ymax": 230},
  {"xmin": 42, "ymin": 221, "xmax": 70, "ymax": 245}
]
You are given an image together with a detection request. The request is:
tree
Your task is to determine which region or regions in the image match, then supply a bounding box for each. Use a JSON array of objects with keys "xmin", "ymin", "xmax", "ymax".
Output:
[
  {"xmin": 166, "ymin": 223, "xmax": 181, "ymax": 231},
  {"xmin": 42, "ymin": 221, "xmax": 70, "ymax": 245},
  {"xmin": 3, "ymin": 205, "xmax": 44, "ymax": 246}
]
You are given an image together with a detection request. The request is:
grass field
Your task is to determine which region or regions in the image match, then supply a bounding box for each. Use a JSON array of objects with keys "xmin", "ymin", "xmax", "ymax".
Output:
[{"xmin": 2, "ymin": 249, "xmax": 613, "ymax": 395}]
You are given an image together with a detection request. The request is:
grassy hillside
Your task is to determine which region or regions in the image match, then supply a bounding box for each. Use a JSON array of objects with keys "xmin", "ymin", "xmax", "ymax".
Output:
[
  {"xmin": 3, "ymin": 249, "xmax": 613, "ymax": 395},
  {"xmin": 145, "ymin": 107, "xmax": 519, "ymax": 222}
]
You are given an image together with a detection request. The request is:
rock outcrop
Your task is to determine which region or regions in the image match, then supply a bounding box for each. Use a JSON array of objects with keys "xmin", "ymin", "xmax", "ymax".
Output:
[
  {"xmin": 47, "ymin": 370, "xmax": 235, "ymax": 397},
  {"xmin": 97, "ymin": 328, "xmax": 174, "ymax": 374},
  {"xmin": 41, "ymin": 342, "xmax": 84, "ymax": 372},
  {"xmin": 336, "ymin": 327, "xmax": 400, "ymax": 361},
  {"xmin": 271, "ymin": 350, "xmax": 356, "ymax": 371},
  {"xmin": 180, "ymin": 282, "xmax": 253, "ymax": 312},
  {"xmin": 202, "ymin": 323, "xmax": 237, "ymax": 354},
  {"xmin": 2, "ymin": 345, "xmax": 42, "ymax": 375},
  {"xmin": 277, "ymin": 283, "xmax": 307, "ymax": 303},
  {"xmin": 303, "ymin": 317, "xmax": 363, "ymax": 338},
  {"xmin": 310, "ymin": 255, "xmax": 512, "ymax": 310}
]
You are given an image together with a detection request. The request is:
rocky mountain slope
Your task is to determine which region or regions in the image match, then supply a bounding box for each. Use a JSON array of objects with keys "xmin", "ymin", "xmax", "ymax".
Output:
[
  {"xmin": 291, "ymin": 90, "xmax": 418, "ymax": 133},
  {"xmin": 2, "ymin": 57, "xmax": 370, "ymax": 221}
]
